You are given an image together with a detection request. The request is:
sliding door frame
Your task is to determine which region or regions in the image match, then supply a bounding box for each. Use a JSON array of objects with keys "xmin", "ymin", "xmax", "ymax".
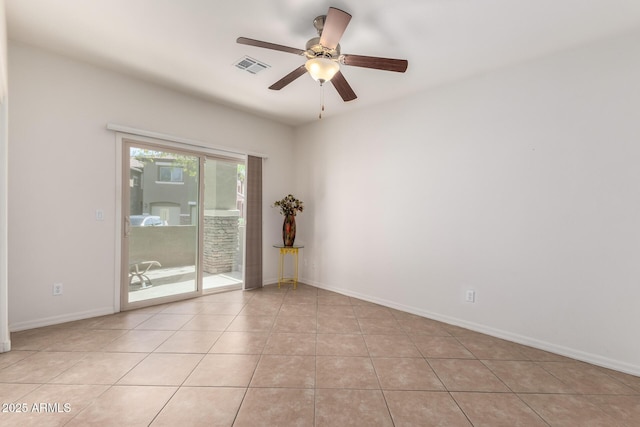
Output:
[{"xmin": 114, "ymin": 132, "xmax": 248, "ymax": 312}]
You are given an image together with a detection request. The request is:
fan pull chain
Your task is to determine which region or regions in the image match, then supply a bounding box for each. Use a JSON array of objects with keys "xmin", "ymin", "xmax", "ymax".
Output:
[{"xmin": 319, "ymin": 82, "xmax": 325, "ymax": 119}]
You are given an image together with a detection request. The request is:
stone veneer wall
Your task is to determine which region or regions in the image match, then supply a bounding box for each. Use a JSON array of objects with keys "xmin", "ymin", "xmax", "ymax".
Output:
[{"xmin": 203, "ymin": 213, "xmax": 239, "ymax": 274}]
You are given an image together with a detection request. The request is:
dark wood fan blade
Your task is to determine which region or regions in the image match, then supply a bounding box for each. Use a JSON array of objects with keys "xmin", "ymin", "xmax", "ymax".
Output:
[
  {"xmin": 237, "ymin": 37, "xmax": 305, "ymax": 55},
  {"xmin": 330, "ymin": 71, "xmax": 357, "ymax": 102},
  {"xmin": 269, "ymin": 65, "xmax": 308, "ymax": 90},
  {"xmin": 319, "ymin": 7, "xmax": 352, "ymax": 50},
  {"xmin": 341, "ymin": 54, "xmax": 408, "ymax": 73}
]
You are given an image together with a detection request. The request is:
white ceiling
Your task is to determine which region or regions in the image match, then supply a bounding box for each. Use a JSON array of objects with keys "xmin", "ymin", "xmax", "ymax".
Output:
[{"xmin": 6, "ymin": 0, "xmax": 640, "ymax": 126}]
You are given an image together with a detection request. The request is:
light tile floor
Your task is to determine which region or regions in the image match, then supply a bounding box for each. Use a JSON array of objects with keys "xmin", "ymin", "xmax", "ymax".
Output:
[{"xmin": 1, "ymin": 284, "xmax": 639, "ymax": 426}]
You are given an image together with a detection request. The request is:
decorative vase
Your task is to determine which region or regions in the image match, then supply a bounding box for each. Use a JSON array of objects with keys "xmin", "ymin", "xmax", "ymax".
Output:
[{"xmin": 283, "ymin": 214, "xmax": 296, "ymax": 247}]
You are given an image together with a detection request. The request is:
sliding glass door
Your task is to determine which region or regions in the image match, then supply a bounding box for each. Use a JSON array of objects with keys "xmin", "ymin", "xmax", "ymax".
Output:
[{"xmin": 121, "ymin": 138, "xmax": 246, "ymax": 309}]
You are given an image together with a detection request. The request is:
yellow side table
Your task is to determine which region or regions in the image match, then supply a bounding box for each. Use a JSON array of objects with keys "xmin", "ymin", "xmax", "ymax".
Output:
[{"xmin": 273, "ymin": 244, "xmax": 304, "ymax": 289}]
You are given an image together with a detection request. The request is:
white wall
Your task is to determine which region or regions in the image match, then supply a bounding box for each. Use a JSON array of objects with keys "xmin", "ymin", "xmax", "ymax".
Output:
[
  {"xmin": 0, "ymin": 0, "xmax": 9, "ymax": 352},
  {"xmin": 294, "ymin": 29, "xmax": 640, "ymax": 375},
  {"xmin": 8, "ymin": 42, "xmax": 294, "ymax": 330},
  {"xmin": 7, "ymin": 26, "xmax": 640, "ymax": 374}
]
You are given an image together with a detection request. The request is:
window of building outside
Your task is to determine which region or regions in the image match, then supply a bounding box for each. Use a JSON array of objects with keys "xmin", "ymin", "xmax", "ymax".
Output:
[{"xmin": 158, "ymin": 165, "xmax": 183, "ymax": 182}]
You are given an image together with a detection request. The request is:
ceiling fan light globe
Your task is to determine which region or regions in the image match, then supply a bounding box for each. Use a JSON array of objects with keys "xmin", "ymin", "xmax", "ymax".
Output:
[{"xmin": 305, "ymin": 58, "xmax": 340, "ymax": 83}]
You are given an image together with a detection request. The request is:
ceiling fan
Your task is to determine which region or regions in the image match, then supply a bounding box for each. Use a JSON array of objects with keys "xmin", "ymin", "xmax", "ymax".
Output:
[{"xmin": 237, "ymin": 7, "xmax": 408, "ymax": 103}]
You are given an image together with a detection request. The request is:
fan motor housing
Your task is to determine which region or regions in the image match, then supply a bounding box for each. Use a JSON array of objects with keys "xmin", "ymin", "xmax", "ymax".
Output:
[
  {"xmin": 305, "ymin": 14, "xmax": 341, "ymax": 61},
  {"xmin": 305, "ymin": 37, "xmax": 340, "ymax": 60}
]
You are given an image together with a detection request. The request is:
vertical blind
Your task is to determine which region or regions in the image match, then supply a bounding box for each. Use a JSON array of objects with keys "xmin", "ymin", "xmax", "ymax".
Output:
[{"xmin": 244, "ymin": 155, "xmax": 263, "ymax": 289}]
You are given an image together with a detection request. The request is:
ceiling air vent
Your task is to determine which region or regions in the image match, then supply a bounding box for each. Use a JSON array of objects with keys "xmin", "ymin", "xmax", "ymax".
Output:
[{"xmin": 234, "ymin": 56, "xmax": 270, "ymax": 74}]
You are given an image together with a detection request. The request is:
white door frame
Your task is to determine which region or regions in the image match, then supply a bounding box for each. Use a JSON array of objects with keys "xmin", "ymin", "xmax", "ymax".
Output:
[{"xmin": 114, "ymin": 132, "xmax": 247, "ymax": 311}]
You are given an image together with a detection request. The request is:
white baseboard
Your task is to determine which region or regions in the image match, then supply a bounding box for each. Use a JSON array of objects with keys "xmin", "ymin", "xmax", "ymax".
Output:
[
  {"xmin": 303, "ymin": 277, "xmax": 640, "ymax": 377},
  {"xmin": 9, "ymin": 306, "xmax": 116, "ymax": 332},
  {"xmin": 0, "ymin": 340, "xmax": 10, "ymax": 352},
  {"xmin": 262, "ymin": 277, "xmax": 279, "ymax": 287}
]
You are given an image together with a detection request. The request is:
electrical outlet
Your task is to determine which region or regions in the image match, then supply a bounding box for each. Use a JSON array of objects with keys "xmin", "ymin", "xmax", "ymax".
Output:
[
  {"xmin": 465, "ymin": 290, "xmax": 475, "ymax": 303},
  {"xmin": 95, "ymin": 209, "xmax": 105, "ymax": 221},
  {"xmin": 53, "ymin": 283, "xmax": 63, "ymax": 296}
]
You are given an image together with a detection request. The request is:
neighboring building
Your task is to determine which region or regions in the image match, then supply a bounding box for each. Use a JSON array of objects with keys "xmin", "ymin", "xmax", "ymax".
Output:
[
  {"xmin": 129, "ymin": 158, "xmax": 144, "ymax": 215},
  {"xmin": 137, "ymin": 157, "xmax": 199, "ymax": 225}
]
